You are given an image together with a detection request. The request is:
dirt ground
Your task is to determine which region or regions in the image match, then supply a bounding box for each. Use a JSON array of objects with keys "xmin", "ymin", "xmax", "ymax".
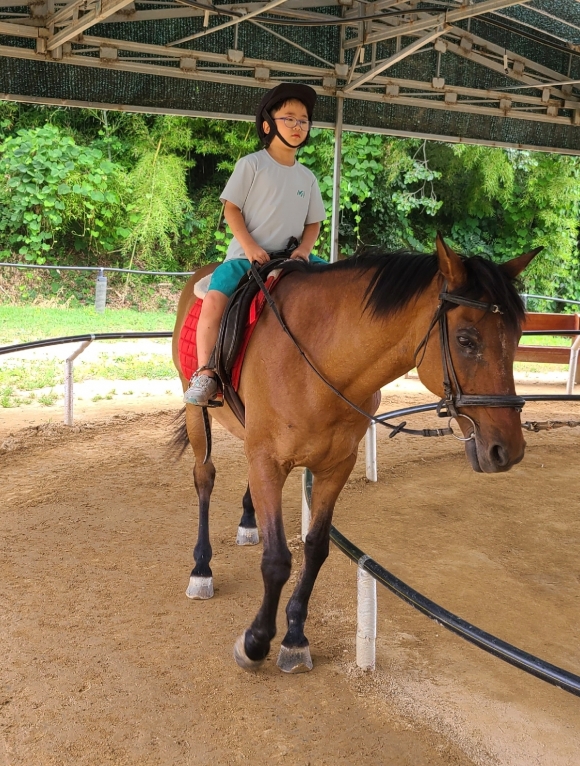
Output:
[{"xmin": 1, "ymin": 381, "xmax": 579, "ymax": 766}]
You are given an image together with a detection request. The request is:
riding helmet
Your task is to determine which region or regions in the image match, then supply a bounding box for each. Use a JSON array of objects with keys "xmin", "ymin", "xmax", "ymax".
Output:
[{"xmin": 255, "ymin": 82, "xmax": 317, "ymax": 148}]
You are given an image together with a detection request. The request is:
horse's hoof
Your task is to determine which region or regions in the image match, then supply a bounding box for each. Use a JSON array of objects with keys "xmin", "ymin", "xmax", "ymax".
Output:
[
  {"xmin": 276, "ymin": 644, "xmax": 313, "ymax": 674},
  {"xmin": 233, "ymin": 634, "xmax": 264, "ymax": 671},
  {"xmin": 186, "ymin": 576, "xmax": 214, "ymax": 599},
  {"xmin": 236, "ymin": 526, "xmax": 259, "ymax": 546}
]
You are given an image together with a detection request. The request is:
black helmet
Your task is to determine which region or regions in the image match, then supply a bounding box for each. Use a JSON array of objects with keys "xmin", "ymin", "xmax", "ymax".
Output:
[{"xmin": 255, "ymin": 82, "xmax": 317, "ymax": 149}]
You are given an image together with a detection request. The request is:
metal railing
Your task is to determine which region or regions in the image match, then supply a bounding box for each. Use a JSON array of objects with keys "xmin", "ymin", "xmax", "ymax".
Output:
[
  {"xmin": 0, "ymin": 331, "xmax": 172, "ymax": 426},
  {"xmin": 2, "ymin": 329, "xmax": 580, "ymax": 694},
  {"xmin": 521, "ymin": 293, "xmax": 580, "ymax": 309},
  {"xmin": 0, "ymin": 261, "xmax": 196, "ymax": 313},
  {"xmin": 3, "ymin": 261, "xmax": 580, "ymax": 314},
  {"xmin": 301, "ymin": 398, "xmax": 580, "ymax": 697}
]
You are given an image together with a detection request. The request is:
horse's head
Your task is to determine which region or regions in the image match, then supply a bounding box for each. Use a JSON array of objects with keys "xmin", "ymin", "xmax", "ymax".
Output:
[{"xmin": 416, "ymin": 234, "xmax": 541, "ymax": 474}]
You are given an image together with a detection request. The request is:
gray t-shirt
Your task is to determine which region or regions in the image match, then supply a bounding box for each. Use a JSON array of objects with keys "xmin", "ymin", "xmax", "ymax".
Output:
[{"xmin": 220, "ymin": 149, "xmax": 326, "ymax": 261}]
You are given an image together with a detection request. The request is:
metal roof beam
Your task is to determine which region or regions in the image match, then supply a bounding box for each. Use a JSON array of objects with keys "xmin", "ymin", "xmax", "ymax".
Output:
[
  {"xmin": 249, "ymin": 18, "xmax": 334, "ymax": 67},
  {"xmin": 81, "ymin": 33, "xmax": 334, "ymax": 75},
  {"xmin": 0, "ymin": 19, "xmax": 46, "ymax": 36},
  {"xmin": 0, "ymin": 37, "xmax": 575, "ymax": 126},
  {"xmin": 443, "ymin": 38, "xmax": 579, "ymax": 104},
  {"xmin": 168, "ymin": 0, "xmax": 290, "ymax": 46},
  {"xmin": 343, "ymin": 25, "xmax": 446, "ymax": 92},
  {"xmin": 49, "ymin": 0, "xmax": 87, "ymax": 27},
  {"xmin": 344, "ymin": 0, "xmax": 529, "ymax": 49},
  {"xmin": 3, "ymin": 91, "xmax": 578, "ymax": 155},
  {"xmin": 46, "ymin": 0, "xmax": 136, "ymax": 50}
]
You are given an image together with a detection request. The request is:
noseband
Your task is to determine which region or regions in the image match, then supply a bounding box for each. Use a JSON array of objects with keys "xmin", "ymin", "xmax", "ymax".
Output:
[{"xmin": 415, "ymin": 282, "xmax": 525, "ymax": 440}]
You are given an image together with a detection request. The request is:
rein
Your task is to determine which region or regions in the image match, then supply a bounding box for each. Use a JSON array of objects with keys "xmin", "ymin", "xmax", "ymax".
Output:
[{"xmin": 249, "ymin": 262, "xmax": 525, "ymax": 441}]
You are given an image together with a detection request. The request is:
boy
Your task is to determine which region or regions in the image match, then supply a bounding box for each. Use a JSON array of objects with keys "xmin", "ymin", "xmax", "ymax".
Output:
[{"xmin": 184, "ymin": 82, "xmax": 326, "ymax": 405}]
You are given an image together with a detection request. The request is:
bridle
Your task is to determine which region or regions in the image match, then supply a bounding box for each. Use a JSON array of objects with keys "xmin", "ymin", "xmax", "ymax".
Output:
[
  {"xmin": 414, "ymin": 282, "xmax": 525, "ymax": 442},
  {"xmin": 249, "ymin": 262, "xmax": 525, "ymax": 441}
]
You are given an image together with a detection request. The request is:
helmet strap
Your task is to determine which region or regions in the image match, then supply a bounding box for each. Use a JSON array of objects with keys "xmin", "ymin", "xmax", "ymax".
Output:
[{"xmin": 263, "ymin": 110, "xmax": 310, "ymax": 149}]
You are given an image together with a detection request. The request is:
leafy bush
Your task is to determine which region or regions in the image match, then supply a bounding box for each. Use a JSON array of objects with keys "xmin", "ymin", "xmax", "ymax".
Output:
[{"xmin": 0, "ymin": 124, "xmax": 130, "ymax": 262}]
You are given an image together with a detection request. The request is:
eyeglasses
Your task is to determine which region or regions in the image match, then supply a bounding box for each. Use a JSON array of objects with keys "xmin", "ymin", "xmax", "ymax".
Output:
[{"xmin": 273, "ymin": 117, "xmax": 312, "ymax": 131}]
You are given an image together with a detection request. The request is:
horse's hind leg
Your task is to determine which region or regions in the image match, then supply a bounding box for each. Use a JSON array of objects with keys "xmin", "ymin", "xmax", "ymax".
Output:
[
  {"xmin": 185, "ymin": 404, "xmax": 216, "ymax": 600},
  {"xmin": 277, "ymin": 452, "xmax": 357, "ymax": 673},
  {"xmin": 236, "ymin": 484, "xmax": 259, "ymax": 546}
]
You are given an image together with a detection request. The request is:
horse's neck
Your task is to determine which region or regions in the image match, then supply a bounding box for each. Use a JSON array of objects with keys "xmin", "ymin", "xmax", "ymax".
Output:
[{"xmin": 284, "ymin": 270, "xmax": 439, "ymax": 398}]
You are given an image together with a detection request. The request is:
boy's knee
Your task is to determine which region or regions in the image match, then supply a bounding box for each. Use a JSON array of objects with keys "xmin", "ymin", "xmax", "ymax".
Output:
[{"xmin": 204, "ymin": 290, "xmax": 229, "ymax": 310}]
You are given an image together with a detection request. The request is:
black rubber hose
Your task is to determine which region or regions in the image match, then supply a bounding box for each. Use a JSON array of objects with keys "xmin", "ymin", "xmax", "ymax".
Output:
[
  {"xmin": 0, "ymin": 332, "xmax": 172, "ymax": 356},
  {"xmin": 304, "ymin": 466, "xmax": 580, "ymax": 697}
]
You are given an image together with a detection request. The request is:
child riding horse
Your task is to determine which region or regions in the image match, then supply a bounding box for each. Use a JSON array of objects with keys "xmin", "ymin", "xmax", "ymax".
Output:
[{"xmin": 172, "ymin": 235, "xmax": 539, "ymax": 673}]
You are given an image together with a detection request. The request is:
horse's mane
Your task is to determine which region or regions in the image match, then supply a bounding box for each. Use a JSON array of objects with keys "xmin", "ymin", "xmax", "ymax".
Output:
[{"xmin": 305, "ymin": 250, "xmax": 525, "ymax": 331}]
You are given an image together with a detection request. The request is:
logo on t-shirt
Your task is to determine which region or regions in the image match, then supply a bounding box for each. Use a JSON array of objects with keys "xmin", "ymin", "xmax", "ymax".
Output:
[{"xmin": 297, "ymin": 190, "xmax": 305, "ymax": 197}]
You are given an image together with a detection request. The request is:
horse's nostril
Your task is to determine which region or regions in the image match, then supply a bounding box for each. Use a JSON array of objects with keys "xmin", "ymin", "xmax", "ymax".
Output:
[{"xmin": 490, "ymin": 444, "xmax": 508, "ymax": 467}]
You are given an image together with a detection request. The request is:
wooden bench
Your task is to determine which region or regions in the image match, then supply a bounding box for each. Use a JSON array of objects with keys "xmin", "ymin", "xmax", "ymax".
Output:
[{"xmin": 515, "ymin": 312, "xmax": 580, "ymax": 391}]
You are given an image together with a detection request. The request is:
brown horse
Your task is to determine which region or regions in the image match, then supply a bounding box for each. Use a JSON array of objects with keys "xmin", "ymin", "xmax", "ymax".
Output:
[{"xmin": 172, "ymin": 234, "xmax": 538, "ymax": 673}]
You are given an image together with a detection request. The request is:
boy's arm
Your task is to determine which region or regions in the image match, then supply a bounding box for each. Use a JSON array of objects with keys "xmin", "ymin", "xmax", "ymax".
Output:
[
  {"xmin": 292, "ymin": 222, "xmax": 321, "ymax": 260},
  {"xmin": 223, "ymin": 201, "xmax": 270, "ymax": 264}
]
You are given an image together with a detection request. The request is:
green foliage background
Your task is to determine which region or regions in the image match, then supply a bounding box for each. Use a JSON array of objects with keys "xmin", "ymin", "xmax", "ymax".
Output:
[{"xmin": 1, "ymin": 101, "xmax": 579, "ymax": 304}]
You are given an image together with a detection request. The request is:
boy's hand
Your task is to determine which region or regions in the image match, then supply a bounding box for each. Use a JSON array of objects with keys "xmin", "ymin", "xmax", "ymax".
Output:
[
  {"xmin": 290, "ymin": 247, "xmax": 310, "ymax": 261},
  {"xmin": 245, "ymin": 245, "xmax": 270, "ymax": 265}
]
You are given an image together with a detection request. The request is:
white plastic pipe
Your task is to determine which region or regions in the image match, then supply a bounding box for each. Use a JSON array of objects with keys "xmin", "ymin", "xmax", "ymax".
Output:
[
  {"xmin": 356, "ymin": 557, "xmax": 377, "ymax": 670},
  {"xmin": 566, "ymin": 336, "xmax": 580, "ymax": 394},
  {"xmin": 301, "ymin": 469, "xmax": 311, "ymax": 542},
  {"xmin": 365, "ymin": 422, "xmax": 377, "ymax": 482},
  {"xmin": 64, "ymin": 339, "xmax": 93, "ymax": 425}
]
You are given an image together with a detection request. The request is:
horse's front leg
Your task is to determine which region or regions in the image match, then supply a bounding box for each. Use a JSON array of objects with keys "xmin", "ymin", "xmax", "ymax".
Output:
[
  {"xmin": 236, "ymin": 483, "xmax": 260, "ymax": 546},
  {"xmin": 185, "ymin": 404, "xmax": 216, "ymax": 600},
  {"xmin": 277, "ymin": 452, "xmax": 357, "ymax": 673},
  {"xmin": 234, "ymin": 457, "xmax": 290, "ymax": 670}
]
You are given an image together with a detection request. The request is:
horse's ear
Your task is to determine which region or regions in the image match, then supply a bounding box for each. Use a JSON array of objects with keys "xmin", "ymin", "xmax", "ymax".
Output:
[
  {"xmin": 435, "ymin": 232, "xmax": 466, "ymax": 288},
  {"xmin": 499, "ymin": 247, "xmax": 543, "ymax": 280}
]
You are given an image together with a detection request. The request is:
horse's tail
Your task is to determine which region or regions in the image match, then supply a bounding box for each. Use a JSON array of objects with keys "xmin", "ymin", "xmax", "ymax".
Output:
[
  {"xmin": 167, "ymin": 405, "xmax": 213, "ymax": 464},
  {"xmin": 168, "ymin": 406, "xmax": 190, "ymax": 459}
]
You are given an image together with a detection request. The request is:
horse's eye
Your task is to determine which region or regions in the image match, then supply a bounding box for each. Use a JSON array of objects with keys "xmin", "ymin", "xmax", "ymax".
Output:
[{"xmin": 457, "ymin": 336, "xmax": 474, "ymax": 348}]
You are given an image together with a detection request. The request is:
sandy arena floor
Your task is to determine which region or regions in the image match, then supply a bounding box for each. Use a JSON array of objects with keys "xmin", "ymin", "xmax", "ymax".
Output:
[{"xmin": 1, "ymin": 380, "xmax": 579, "ymax": 766}]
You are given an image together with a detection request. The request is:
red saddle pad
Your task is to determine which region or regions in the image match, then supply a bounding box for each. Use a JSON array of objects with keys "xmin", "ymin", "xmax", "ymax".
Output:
[{"xmin": 178, "ymin": 274, "xmax": 281, "ymax": 391}]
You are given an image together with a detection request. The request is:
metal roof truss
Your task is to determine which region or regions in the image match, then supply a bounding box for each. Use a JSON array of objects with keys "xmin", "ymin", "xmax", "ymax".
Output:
[{"xmin": 0, "ymin": 0, "xmax": 579, "ymax": 150}]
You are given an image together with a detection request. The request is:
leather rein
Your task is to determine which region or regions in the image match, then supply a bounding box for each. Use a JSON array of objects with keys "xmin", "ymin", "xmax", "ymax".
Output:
[{"xmin": 249, "ymin": 262, "xmax": 525, "ymax": 441}]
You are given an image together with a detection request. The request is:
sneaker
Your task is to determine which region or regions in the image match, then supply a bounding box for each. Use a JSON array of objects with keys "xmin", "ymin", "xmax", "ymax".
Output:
[{"xmin": 183, "ymin": 374, "xmax": 218, "ymax": 406}]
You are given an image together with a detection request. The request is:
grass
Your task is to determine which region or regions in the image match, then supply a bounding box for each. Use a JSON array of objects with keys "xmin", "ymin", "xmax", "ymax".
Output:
[
  {"xmin": 519, "ymin": 334, "xmax": 572, "ymax": 347},
  {"xmin": 0, "ymin": 305, "xmax": 174, "ymax": 345},
  {"xmin": 0, "ymin": 304, "xmax": 178, "ymax": 407},
  {"xmin": 0, "ymin": 354, "xmax": 176, "ymax": 407}
]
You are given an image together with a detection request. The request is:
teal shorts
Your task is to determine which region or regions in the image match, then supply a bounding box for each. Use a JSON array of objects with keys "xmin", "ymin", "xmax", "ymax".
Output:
[{"xmin": 208, "ymin": 254, "xmax": 327, "ymax": 297}]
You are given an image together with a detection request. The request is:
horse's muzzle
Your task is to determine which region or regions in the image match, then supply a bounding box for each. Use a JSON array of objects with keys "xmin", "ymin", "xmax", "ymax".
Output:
[{"xmin": 464, "ymin": 432, "xmax": 525, "ymax": 474}]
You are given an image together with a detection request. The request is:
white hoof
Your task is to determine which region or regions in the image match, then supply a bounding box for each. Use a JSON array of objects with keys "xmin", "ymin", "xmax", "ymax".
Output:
[
  {"xmin": 277, "ymin": 644, "xmax": 313, "ymax": 674},
  {"xmin": 186, "ymin": 576, "xmax": 214, "ymax": 599},
  {"xmin": 233, "ymin": 634, "xmax": 264, "ymax": 671},
  {"xmin": 236, "ymin": 526, "xmax": 259, "ymax": 546}
]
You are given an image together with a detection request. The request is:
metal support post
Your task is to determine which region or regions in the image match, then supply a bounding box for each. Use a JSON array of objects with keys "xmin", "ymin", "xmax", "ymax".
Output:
[
  {"xmin": 365, "ymin": 422, "xmax": 377, "ymax": 482},
  {"xmin": 356, "ymin": 557, "xmax": 377, "ymax": 670},
  {"xmin": 95, "ymin": 268, "xmax": 107, "ymax": 313},
  {"xmin": 64, "ymin": 339, "xmax": 93, "ymax": 425},
  {"xmin": 330, "ymin": 96, "xmax": 344, "ymax": 264}
]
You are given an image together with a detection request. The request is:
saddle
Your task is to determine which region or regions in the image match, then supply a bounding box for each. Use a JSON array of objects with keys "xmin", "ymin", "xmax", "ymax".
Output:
[{"xmin": 209, "ymin": 255, "xmax": 309, "ymax": 426}]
